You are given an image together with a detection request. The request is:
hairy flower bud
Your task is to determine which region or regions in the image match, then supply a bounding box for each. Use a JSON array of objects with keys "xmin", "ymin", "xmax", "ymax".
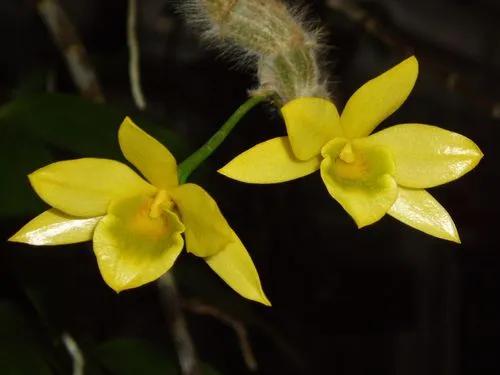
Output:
[{"xmin": 182, "ymin": 0, "xmax": 329, "ymax": 103}]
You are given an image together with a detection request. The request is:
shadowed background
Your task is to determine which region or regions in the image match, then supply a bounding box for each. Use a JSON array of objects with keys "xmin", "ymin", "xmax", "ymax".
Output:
[{"xmin": 1, "ymin": 0, "xmax": 499, "ymax": 374}]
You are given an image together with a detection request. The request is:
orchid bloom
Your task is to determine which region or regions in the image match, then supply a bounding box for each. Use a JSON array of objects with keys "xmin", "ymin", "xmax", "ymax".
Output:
[
  {"xmin": 10, "ymin": 118, "xmax": 270, "ymax": 305},
  {"xmin": 219, "ymin": 56, "xmax": 483, "ymax": 242}
]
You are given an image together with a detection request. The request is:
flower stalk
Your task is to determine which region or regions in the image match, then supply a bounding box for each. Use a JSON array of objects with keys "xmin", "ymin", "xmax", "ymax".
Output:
[{"xmin": 178, "ymin": 95, "xmax": 267, "ymax": 184}]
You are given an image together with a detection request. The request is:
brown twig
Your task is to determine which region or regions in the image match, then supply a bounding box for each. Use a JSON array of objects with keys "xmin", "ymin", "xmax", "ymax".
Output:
[
  {"xmin": 36, "ymin": 0, "xmax": 104, "ymax": 102},
  {"xmin": 158, "ymin": 274, "xmax": 202, "ymax": 375},
  {"xmin": 326, "ymin": 0, "xmax": 500, "ymax": 119},
  {"xmin": 183, "ymin": 298, "xmax": 259, "ymax": 372},
  {"xmin": 127, "ymin": 0, "xmax": 147, "ymax": 110}
]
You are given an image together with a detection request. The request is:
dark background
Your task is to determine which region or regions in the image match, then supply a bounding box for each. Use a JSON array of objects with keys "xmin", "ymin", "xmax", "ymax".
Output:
[{"xmin": 1, "ymin": 0, "xmax": 499, "ymax": 374}]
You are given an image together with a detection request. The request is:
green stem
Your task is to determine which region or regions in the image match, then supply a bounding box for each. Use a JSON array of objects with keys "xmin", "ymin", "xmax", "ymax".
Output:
[{"xmin": 178, "ymin": 95, "xmax": 267, "ymax": 184}]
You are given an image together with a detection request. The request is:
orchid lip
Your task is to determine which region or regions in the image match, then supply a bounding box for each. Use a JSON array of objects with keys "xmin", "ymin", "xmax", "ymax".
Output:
[{"xmin": 149, "ymin": 189, "xmax": 172, "ymax": 219}]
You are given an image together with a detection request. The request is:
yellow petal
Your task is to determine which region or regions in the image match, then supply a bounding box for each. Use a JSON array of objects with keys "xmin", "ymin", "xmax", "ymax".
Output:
[
  {"xmin": 281, "ymin": 97, "xmax": 342, "ymax": 160},
  {"xmin": 205, "ymin": 230, "xmax": 271, "ymax": 306},
  {"xmin": 361, "ymin": 124, "xmax": 483, "ymax": 188},
  {"xmin": 93, "ymin": 194, "xmax": 185, "ymax": 292},
  {"xmin": 170, "ymin": 184, "xmax": 234, "ymax": 257},
  {"xmin": 218, "ymin": 137, "xmax": 321, "ymax": 184},
  {"xmin": 9, "ymin": 209, "xmax": 101, "ymax": 245},
  {"xmin": 118, "ymin": 117, "xmax": 178, "ymax": 189},
  {"xmin": 341, "ymin": 56, "xmax": 419, "ymax": 138},
  {"xmin": 320, "ymin": 138, "xmax": 398, "ymax": 228},
  {"xmin": 29, "ymin": 158, "xmax": 156, "ymax": 217},
  {"xmin": 388, "ymin": 187, "xmax": 460, "ymax": 243}
]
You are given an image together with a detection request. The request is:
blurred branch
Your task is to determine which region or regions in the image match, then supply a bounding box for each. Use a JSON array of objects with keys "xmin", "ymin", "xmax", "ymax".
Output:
[
  {"xmin": 158, "ymin": 274, "xmax": 202, "ymax": 375},
  {"xmin": 326, "ymin": 0, "xmax": 411, "ymax": 52},
  {"xmin": 36, "ymin": 0, "xmax": 104, "ymax": 102},
  {"xmin": 127, "ymin": 0, "xmax": 147, "ymax": 110},
  {"xmin": 326, "ymin": 0, "xmax": 500, "ymax": 119},
  {"xmin": 183, "ymin": 299, "xmax": 259, "ymax": 372},
  {"xmin": 61, "ymin": 333, "xmax": 84, "ymax": 375}
]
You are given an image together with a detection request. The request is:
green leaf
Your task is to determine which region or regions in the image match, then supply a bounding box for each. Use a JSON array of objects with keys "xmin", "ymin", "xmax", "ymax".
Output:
[
  {"xmin": 94, "ymin": 338, "xmax": 223, "ymax": 375},
  {"xmin": 0, "ymin": 93, "xmax": 185, "ymax": 158},
  {"xmin": 0, "ymin": 128, "xmax": 52, "ymax": 217},
  {"xmin": 94, "ymin": 339, "xmax": 178, "ymax": 375},
  {"xmin": 201, "ymin": 363, "xmax": 224, "ymax": 375}
]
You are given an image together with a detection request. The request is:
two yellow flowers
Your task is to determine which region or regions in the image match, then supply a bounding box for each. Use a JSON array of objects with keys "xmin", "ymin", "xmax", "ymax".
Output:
[
  {"xmin": 10, "ymin": 118, "xmax": 270, "ymax": 305},
  {"xmin": 10, "ymin": 56, "xmax": 483, "ymax": 305},
  {"xmin": 220, "ymin": 56, "xmax": 483, "ymax": 242}
]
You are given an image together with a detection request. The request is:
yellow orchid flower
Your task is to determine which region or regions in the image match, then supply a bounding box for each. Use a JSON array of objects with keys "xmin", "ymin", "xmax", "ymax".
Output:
[
  {"xmin": 219, "ymin": 56, "xmax": 483, "ymax": 242},
  {"xmin": 9, "ymin": 117, "xmax": 270, "ymax": 306}
]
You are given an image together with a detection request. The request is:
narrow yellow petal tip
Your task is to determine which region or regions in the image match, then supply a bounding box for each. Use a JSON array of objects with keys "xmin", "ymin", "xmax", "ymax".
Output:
[
  {"xmin": 8, "ymin": 234, "xmax": 22, "ymax": 243},
  {"xmin": 407, "ymin": 55, "xmax": 418, "ymax": 65},
  {"xmin": 476, "ymin": 147, "xmax": 485, "ymax": 162},
  {"xmin": 249, "ymin": 291, "xmax": 272, "ymax": 306},
  {"xmin": 261, "ymin": 295, "xmax": 272, "ymax": 307},
  {"xmin": 355, "ymin": 220, "xmax": 371, "ymax": 230},
  {"xmin": 447, "ymin": 222, "xmax": 461, "ymax": 244},
  {"xmin": 8, "ymin": 233, "xmax": 32, "ymax": 244},
  {"xmin": 388, "ymin": 188, "xmax": 462, "ymax": 243},
  {"xmin": 400, "ymin": 55, "xmax": 419, "ymax": 76},
  {"xmin": 123, "ymin": 115, "xmax": 134, "ymax": 124},
  {"xmin": 119, "ymin": 117, "xmax": 135, "ymax": 135},
  {"xmin": 205, "ymin": 231, "xmax": 271, "ymax": 306},
  {"xmin": 106, "ymin": 278, "xmax": 136, "ymax": 294}
]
